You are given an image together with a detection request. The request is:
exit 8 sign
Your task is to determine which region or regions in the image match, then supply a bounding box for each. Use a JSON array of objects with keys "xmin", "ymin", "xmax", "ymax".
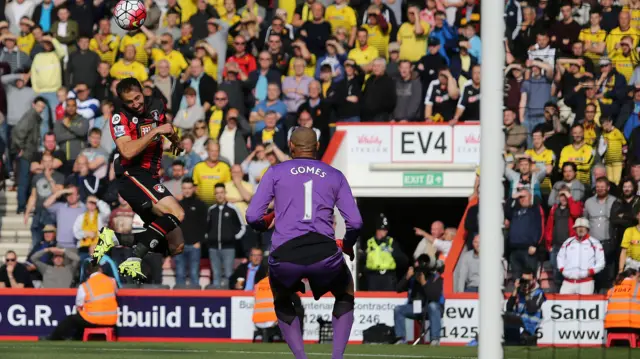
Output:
[{"xmin": 402, "ymin": 172, "xmax": 444, "ymax": 187}]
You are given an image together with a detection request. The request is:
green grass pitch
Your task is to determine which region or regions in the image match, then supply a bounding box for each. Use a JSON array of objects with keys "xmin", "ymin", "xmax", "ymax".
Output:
[{"xmin": 0, "ymin": 342, "xmax": 639, "ymax": 359}]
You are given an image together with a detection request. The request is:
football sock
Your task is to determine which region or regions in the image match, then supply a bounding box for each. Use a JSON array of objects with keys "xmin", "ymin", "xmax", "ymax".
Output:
[
  {"xmin": 275, "ymin": 294, "xmax": 307, "ymax": 359},
  {"xmin": 332, "ymin": 294, "xmax": 355, "ymax": 359},
  {"xmin": 112, "ymin": 232, "xmax": 129, "ymax": 246},
  {"xmin": 132, "ymin": 214, "xmax": 180, "ymax": 258},
  {"xmin": 278, "ymin": 317, "xmax": 307, "ymax": 359}
]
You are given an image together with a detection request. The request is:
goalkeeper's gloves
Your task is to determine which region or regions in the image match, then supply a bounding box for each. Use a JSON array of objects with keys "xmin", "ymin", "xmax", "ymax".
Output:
[
  {"xmin": 263, "ymin": 211, "xmax": 275, "ymax": 228},
  {"xmin": 252, "ymin": 211, "xmax": 275, "ymax": 232},
  {"xmin": 336, "ymin": 239, "xmax": 354, "ymax": 261}
]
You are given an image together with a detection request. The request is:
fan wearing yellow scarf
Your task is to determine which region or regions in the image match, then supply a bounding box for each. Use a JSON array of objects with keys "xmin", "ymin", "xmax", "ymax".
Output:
[{"xmin": 73, "ymin": 196, "xmax": 111, "ymax": 258}]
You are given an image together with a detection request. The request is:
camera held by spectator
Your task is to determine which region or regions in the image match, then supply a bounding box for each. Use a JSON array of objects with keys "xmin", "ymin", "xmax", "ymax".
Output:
[
  {"xmin": 503, "ymin": 269, "xmax": 546, "ymax": 346},
  {"xmin": 393, "ymin": 254, "xmax": 444, "ymax": 345}
]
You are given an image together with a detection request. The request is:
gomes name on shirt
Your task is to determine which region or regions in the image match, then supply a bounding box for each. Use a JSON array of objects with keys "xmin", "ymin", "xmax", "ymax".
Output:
[{"xmin": 290, "ymin": 166, "xmax": 327, "ymax": 177}]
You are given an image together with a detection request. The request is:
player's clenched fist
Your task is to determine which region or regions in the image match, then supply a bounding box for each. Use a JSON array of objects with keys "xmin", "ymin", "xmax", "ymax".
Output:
[{"xmin": 156, "ymin": 123, "xmax": 175, "ymax": 135}]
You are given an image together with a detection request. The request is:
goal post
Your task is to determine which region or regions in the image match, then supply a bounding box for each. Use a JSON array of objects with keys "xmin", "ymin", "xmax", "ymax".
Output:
[{"xmin": 478, "ymin": 0, "xmax": 506, "ymax": 357}]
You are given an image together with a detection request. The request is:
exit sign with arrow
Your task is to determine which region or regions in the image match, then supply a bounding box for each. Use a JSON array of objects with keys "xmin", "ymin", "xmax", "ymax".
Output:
[{"xmin": 402, "ymin": 172, "xmax": 444, "ymax": 187}]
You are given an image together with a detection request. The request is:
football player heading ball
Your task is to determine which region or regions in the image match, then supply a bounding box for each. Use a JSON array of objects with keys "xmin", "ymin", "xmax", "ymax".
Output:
[
  {"xmin": 114, "ymin": 0, "xmax": 147, "ymax": 31},
  {"xmin": 93, "ymin": 78, "xmax": 185, "ymax": 280}
]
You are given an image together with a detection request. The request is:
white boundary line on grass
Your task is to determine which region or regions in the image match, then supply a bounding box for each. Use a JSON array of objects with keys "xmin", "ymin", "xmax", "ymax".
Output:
[
  {"xmin": 0, "ymin": 346, "xmax": 207, "ymax": 353},
  {"xmin": 215, "ymin": 349, "xmax": 478, "ymax": 359},
  {"xmin": 0, "ymin": 345, "xmax": 477, "ymax": 359}
]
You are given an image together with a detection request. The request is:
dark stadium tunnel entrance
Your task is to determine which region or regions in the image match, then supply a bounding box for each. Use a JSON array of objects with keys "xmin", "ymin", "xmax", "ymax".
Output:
[{"xmin": 355, "ymin": 196, "xmax": 468, "ymax": 288}]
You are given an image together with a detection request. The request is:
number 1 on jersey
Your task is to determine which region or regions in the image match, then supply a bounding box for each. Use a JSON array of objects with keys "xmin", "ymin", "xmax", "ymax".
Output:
[{"xmin": 303, "ymin": 180, "xmax": 313, "ymax": 220}]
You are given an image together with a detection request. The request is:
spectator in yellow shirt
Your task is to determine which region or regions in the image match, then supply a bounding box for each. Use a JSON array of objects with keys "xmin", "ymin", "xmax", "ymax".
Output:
[
  {"xmin": 579, "ymin": 11, "xmax": 606, "ymax": 63},
  {"xmin": 90, "ymin": 19, "xmax": 120, "ymax": 65},
  {"xmin": 178, "ymin": 0, "xmax": 197, "ymax": 24},
  {"xmin": 288, "ymin": 39, "xmax": 316, "ymax": 77},
  {"xmin": 194, "ymin": 41, "xmax": 218, "ymax": 81},
  {"xmin": 224, "ymin": 164, "xmax": 254, "ymax": 219},
  {"xmin": 348, "ymin": 28, "xmax": 379, "ymax": 73},
  {"xmin": 558, "ymin": 124, "xmax": 595, "ymax": 186},
  {"xmin": 619, "ymin": 210, "xmax": 640, "ymax": 273},
  {"xmin": 119, "ymin": 29, "xmax": 148, "ymax": 66},
  {"xmin": 606, "ymin": 11, "xmax": 640, "ymax": 55},
  {"xmin": 141, "ymin": 28, "xmax": 188, "ymax": 78},
  {"xmin": 397, "ymin": 6, "xmax": 430, "ymax": 62},
  {"xmin": 110, "ymin": 45, "xmax": 148, "ymax": 83},
  {"xmin": 361, "ymin": 5, "xmax": 391, "ymax": 60},
  {"xmin": 601, "ymin": 117, "xmax": 627, "ymax": 185},
  {"xmin": 609, "ymin": 35, "xmax": 640, "ymax": 82},
  {"xmin": 325, "ymin": 0, "xmax": 357, "ymax": 47},
  {"xmin": 192, "ymin": 140, "xmax": 232, "ymax": 206},
  {"xmin": 17, "ymin": 17, "xmax": 35, "ymax": 56}
]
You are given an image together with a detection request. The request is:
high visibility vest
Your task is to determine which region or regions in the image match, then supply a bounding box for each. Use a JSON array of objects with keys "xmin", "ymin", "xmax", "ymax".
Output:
[
  {"xmin": 78, "ymin": 273, "xmax": 118, "ymax": 326},
  {"xmin": 366, "ymin": 237, "xmax": 396, "ymax": 271},
  {"xmin": 252, "ymin": 277, "xmax": 277, "ymax": 324},
  {"xmin": 604, "ymin": 278, "xmax": 640, "ymax": 329}
]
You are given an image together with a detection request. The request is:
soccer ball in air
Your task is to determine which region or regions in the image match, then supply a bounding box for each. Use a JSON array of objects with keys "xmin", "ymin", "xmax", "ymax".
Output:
[{"xmin": 113, "ymin": 0, "xmax": 147, "ymax": 31}]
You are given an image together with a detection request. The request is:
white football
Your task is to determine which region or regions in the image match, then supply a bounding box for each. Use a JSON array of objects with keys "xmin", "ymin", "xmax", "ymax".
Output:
[{"xmin": 113, "ymin": 0, "xmax": 147, "ymax": 31}]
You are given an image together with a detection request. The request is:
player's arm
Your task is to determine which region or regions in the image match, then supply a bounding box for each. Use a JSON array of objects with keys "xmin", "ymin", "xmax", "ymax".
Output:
[
  {"xmin": 112, "ymin": 113, "xmax": 174, "ymax": 159},
  {"xmin": 116, "ymin": 128, "xmax": 171, "ymax": 159},
  {"xmin": 245, "ymin": 167, "xmax": 276, "ymax": 231},
  {"xmin": 335, "ymin": 173, "xmax": 363, "ymax": 248},
  {"xmin": 158, "ymin": 104, "xmax": 182, "ymax": 154}
]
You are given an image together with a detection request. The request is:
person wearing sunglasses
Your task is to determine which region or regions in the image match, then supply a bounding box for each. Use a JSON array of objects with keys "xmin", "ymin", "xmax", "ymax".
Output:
[
  {"xmin": 192, "ymin": 119, "xmax": 210, "ymax": 160},
  {"xmin": 0, "ymin": 250, "xmax": 34, "ymax": 288},
  {"xmin": 225, "ymin": 35, "xmax": 257, "ymax": 78}
]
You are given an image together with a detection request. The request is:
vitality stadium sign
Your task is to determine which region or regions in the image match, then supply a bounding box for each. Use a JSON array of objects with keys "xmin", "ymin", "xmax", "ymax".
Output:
[{"xmin": 339, "ymin": 123, "xmax": 480, "ymax": 164}]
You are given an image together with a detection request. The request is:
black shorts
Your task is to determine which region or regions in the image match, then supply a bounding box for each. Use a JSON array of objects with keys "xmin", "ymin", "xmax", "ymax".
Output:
[
  {"xmin": 117, "ymin": 169, "xmax": 173, "ymax": 222},
  {"xmin": 268, "ymin": 233, "xmax": 350, "ymax": 299}
]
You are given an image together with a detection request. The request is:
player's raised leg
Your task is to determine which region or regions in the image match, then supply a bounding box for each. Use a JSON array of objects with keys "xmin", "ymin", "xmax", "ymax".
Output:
[
  {"xmin": 270, "ymin": 276, "xmax": 308, "ymax": 359},
  {"xmin": 119, "ymin": 193, "xmax": 185, "ymax": 278},
  {"xmin": 93, "ymin": 168, "xmax": 185, "ymax": 279},
  {"xmin": 330, "ymin": 266, "xmax": 355, "ymax": 359}
]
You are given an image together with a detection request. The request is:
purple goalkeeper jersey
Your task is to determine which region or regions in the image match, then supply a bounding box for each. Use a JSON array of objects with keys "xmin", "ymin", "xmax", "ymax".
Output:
[{"xmin": 246, "ymin": 158, "xmax": 363, "ymax": 251}]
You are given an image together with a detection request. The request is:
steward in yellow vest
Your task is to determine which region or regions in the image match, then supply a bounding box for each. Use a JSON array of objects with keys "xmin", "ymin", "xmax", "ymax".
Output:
[
  {"xmin": 253, "ymin": 277, "xmax": 277, "ymax": 327},
  {"xmin": 252, "ymin": 276, "xmax": 305, "ymax": 342},
  {"xmin": 604, "ymin": 268, "xmax": 640, "ymax": 330},
  {"xmin": 45, "ymin": 264, "xmax": 118, "ymax": 340},
  {"xmin": 365, "ymin": 214, "xmax": 407, "ymax": 291}
]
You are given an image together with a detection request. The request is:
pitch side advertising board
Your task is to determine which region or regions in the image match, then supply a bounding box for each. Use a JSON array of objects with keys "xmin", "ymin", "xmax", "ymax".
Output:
[
  {"xmin": 440, "ymin": 298, "xmax": 606, "ymax": 346},
  {"xmin": 0, "ymin": 290, "xmax": 607, "ymax": 345},
  {"xmin": 0, "ymin": 291, "xmax": 231, "ymax": 339}
]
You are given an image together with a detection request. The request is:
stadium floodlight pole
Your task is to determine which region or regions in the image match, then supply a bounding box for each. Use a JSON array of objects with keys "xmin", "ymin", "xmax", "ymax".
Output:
[{"xmin": 478, "ymin": 0, "xmax": 505, "ymax": 357}]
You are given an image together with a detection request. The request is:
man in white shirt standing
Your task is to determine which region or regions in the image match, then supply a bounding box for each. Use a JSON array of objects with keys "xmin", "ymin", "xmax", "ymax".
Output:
[
  {"xmin": 527, "ymin": 31, "xmax": 556, "ymax": 69},
  {"xmin": 413, "ymin": 221, "xmax": 452, "ymax": 260},
  {"xmin": 556, "ymin": 217, "xmax": 605, "ymax": 295}
]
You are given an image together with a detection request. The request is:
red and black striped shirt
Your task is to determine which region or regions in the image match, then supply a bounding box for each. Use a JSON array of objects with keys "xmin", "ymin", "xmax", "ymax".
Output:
[{"xmin": 110, "ymin": 96, "xmax": 167, "ymax": 177}]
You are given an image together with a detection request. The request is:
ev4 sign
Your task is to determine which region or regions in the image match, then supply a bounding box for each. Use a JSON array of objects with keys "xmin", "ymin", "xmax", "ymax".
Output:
[{"xmin": 392, "ymin": 126, "xmax": 452, "ymax": 162}]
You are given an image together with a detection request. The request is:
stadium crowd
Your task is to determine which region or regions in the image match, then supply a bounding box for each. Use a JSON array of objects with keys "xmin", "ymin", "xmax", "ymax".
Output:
[
  {"xmin": 0, "ymin": 0, "xmax": 468, "ymax": 290},
  {"xmin": 2, "ymin": 0, "xmax": 640, "ymax": 302}
]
